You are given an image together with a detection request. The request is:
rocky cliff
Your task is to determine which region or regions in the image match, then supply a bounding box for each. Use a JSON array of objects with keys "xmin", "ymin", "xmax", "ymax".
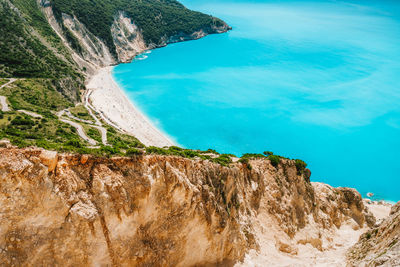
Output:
[
  {"xmin": 347, "ymin": 201, "xmax": 400, "ymax": 266},
  {"xmin": 41, "ymin": 0, "xmax": 231, "ymax": 73},
  {"xmin": 0, "ymin": 147, "xmax": 375, "ymax": 266}
]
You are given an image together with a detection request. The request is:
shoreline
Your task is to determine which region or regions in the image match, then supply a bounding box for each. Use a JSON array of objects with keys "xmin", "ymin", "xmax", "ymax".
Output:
[{"xmin": 86, "ymin": 66, "xmax": 175, "ymax": 147}]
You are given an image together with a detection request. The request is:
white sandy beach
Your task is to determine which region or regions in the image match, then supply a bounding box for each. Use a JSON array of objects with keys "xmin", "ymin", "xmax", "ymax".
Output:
[{"xmin": 86, "ymin": 67, "xmax": 175, "ymax": 147}]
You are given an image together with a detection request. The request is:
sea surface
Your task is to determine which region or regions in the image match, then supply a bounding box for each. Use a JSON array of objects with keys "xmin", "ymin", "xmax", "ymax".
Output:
[{"xmin": 113, "ymin": 0, "xmax": 400, "ymax": 202}]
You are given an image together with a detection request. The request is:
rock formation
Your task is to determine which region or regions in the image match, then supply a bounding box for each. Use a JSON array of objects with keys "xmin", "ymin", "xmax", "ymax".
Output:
[
  {"xmin": 0, "ymin": 147, "xmax": 375, "ymax": 266},
  {"xmin": 347, "ymin": 201, "xmax": 400, "ymax": 266}
]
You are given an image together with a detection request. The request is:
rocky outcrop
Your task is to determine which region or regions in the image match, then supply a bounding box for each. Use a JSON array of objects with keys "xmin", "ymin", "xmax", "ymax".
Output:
[
  {"xmin": 161, "ymin": 21, "xmax": 231, "ymax": 47},
  {"xmin": 61, "ymin": 13, "xmax": 117, "ymax": 67},
  {"xmin": 347, "ymin": 201, "xmax": 400, "ymax": 266},
  {"xmin": 111, "ymin": 12, "xmax": 148, "ymax": 63},
  {"xmin": 41, "ymin": 5, "xmax": 230, "ymax": 70},
  {"xmin": 0, "ymin": 147, "xmax": 374, "ymax": 266}
]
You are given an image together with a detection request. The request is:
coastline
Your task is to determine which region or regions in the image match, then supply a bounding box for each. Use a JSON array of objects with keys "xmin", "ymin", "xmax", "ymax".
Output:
[{"xmin": 86, "ymin": 66, "xmax": 175, "ymax": 147}]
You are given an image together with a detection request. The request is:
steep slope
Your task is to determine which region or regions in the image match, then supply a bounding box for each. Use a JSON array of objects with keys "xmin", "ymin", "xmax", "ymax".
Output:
[
  {"xmin": 0, "ymin": 0, "xmax": 83, "ymax": 100},
  {"xmin": 0, "ymin": 147, "xmax": 374, "ymax": 266},
  {"xmin": 1, "ymin": 0, "xmax": 230, "ymax": 97},
  {"xmin": 0, "ymin": 0, "xmax": 230, "ymax": 154},
  {"xmin": 347, "ymin": 202, "xmax": 400, "ymax": 266},
  {"xmin": 50, "ymin": 0, "xmax": 231, "ymax": 62}
]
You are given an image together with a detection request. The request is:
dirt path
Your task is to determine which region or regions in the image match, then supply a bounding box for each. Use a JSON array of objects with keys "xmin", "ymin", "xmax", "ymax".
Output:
[
  {"xmin": 84, "ymin": 90, "xmax": 102, "ymax": 126},
  {"xmin": 0, "ymin": 79, "xmax": 16, "ymax": 112},
  {"xmin": 61, "ymin": 108, "xmax": 109, "ymax": 146},
  {"xmin": 92, "ymin": 125, "xmax": 108, "ymax": 146},
  {"xmin": 0, "ymin": 96, "xmax": 10, "ymax": 112},
  {"xmin": 58, "ymin": 108, "xmax": 109, "ymax": 146},
  {"xmin": 18, "ymin": 110, "xmax": 43, "ymax": 118},
  {"xmin": 0, "ymin": 78, "xmax": 16, "ymax": 90},
  {"xmin": 59, "ymin": 118, "xmax": 97, "ymax": 146}
]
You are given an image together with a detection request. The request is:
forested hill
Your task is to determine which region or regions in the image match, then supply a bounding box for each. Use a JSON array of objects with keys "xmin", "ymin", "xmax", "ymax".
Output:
[
  {"xmin": 0, "ymin": 0, "xmax": 83, "ymax": 99},
  {"xmin": 51, "ymin": 0, "xmax": 230, "ymax": 58},
  {"xmin": 0, "ymin": 0, "xmax": 230, "ymax": 99},
  {"xmin": 0, "ymin": 0, "xmax": 230, "ymax": 155}
]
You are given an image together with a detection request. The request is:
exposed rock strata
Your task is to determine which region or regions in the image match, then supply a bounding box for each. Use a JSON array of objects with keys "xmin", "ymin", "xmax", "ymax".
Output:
[
  {"xmin": 41, "ymin": 4, "xmax": 231, "ymax": 70},
  {"xmin": 0, "ymin": 148, "xmax": 374, "ymax": 266},
  {"xmin": 347, "ymin": 201, "xmax": 400, "ymax": 266},
  {"xmin": 111, "ymin": 12, "xmax": 148, "ymax": 63}
]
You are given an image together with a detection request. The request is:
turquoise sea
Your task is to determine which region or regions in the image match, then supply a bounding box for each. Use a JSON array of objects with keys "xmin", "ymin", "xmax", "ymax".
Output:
[{"xmin": 113, "ymin": 0, "xmax": 400, "ymax": 202}]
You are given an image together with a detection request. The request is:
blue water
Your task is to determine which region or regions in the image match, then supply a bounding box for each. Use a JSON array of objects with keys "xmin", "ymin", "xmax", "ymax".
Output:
[{"xmin": 113, "ymin": 0, "xmax": 400, "ymax": 202}]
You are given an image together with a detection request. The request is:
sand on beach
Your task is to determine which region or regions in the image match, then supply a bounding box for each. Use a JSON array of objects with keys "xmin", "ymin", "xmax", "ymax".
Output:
[{"xmin": 86, "ymin": 67, "xmax": 175, "ymax": 147}]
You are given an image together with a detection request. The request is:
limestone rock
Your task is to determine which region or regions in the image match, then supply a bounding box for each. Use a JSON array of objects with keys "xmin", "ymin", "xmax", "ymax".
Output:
[
  {"xmin": 39, "ymin": 150, "xmax": 58, "ymax": 172},
  {"xmin": 0, "ymin": 148, "xmax": 376, "ymax": 266},
  {"xmin": 347, "ymin": 201, "xmax": 400, "ymax": 266},
  {"xmin": 0, "ymin": 139, "xmax": 11, "ymax": 148}
]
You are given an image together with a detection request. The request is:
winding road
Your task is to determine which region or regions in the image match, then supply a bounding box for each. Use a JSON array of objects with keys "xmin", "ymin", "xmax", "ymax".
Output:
[
  {"xmin": 59, "ymin": 118, "xmax": 97, "ymax": 146},
  {"xmin": 58, "ymin": 108, "xmax": 109, "ymax": 146},
  {"xmin": 1, "ymin": 79, "xmax": 109, "ymax": 147},
  {"xmin": 0, "ymin": 79, "xmax": 16, "ymax": 112}
]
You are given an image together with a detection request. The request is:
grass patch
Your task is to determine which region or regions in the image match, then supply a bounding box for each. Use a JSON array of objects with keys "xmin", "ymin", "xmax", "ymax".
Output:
[
  {"xmin": 69, "ymin": 104, "xmax": 95, "ymax": 122},
  {"xmin": 83, "ymin": 124, "xmax": 102, "ymax": 143},
  {"xmin": 106, "ymin": 125, "xmax": 145, "ymax": 152},
  {"xmin": 0, "ymin": 79, "xmax": 72, "ymax": 115},
  {"xmin": 0, "ymin": 78, "xmax": 9, "ymax": 87}
]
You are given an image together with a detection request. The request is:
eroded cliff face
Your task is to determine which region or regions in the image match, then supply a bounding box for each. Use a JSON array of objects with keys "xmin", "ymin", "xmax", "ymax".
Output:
[
  {"xmin": 62, "ymin": 13, "xmax": 117, "ymax": 67},
  {"xmin": 111, "ymin": 12, "xmax": 148, "ymax": 63},
  {"xmin": 347, "ymin": 202, "xmax": 400, "ymax": 266},
  {"xmin": 40, "ymin": 3, "xmax": 230, "ymax": 71},
  {"xmin": 0, "ymin": 147, "xmax": 374, "ymax": 266}
]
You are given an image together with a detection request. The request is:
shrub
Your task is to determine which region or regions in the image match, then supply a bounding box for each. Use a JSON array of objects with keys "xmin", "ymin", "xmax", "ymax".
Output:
[
  {"xmin": 182, "ymin": 150, "xmax": 199, "ymax": 158},
  {"xmin": 212, "ymin": 154, "xmax": 232, "ymax": 166},
  {"xmin": 268, "ymin": 155, "xmax": 280, "ymax": 168},
  {"xmin": 200, "ymin": 148, "xmax": 219, "ymax": 154},
  {"xmin": 126, "ymin": 148, "xmax": 143, "ymax": 156},
  {"xmin": 146, "ymin": 146, "xmax": 168, "ymax": 155},
  {"xmin": 238, "ymin": 157, "xmax": 252, "ymax": 170},
  {"xmin": 295, "ymin": 159, "xmax": 307, "ymax": 175},
  {"xmin": 56, "ymin": 128, "xmax": 66, "ymax": 135},
  {"xmin": 263, "ymin": 151, "xmax": 273, "ymax": 156},
  {"xmin": 65, "ymin": 139, "xmax": 81, "ymax": 148},
  {"xmin": 11, "ymin": 116, "xmax": 34, "ymax": 126},
  {"xmin": 100, "ymin": 145, "xmax": 119, "ymax": 155},
  {"xmin": 241, "ymin": 153, "xmax": 265, "ymax": 159}
]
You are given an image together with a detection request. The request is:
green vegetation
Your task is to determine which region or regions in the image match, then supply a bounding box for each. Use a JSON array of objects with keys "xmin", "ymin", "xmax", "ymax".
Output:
[
  {"xmin": 0, "ymin": 110, "xmax": 86, "ymax": 151},
  {"xmin": 241, "ymin": 153, "xmax": 266, "ymax": 159},
  {"xmin": 0, "ymin": 79, "xmax": 8, "ymax": 87},
  {"xmin": 212, "ymin": 154, "xmax": 233, "ymax": 166},
  {"xmin": 126, "ymin": 148, "xmax": 143, "ymax": 156},
  {"xmin": 70, "ymin": 104, "xmax": 95, "ymax": 122},
  {"xmin": 0, "ymin": 0, "xmax": 310, "ymax": 173},
  {"xmin": 145, "ymin": 146, "xmax": 234, "ymax": 166},
  {"xmin": 106, "ymin": 125, "xmax": 144, "ymax": 152},
  {"xmin": 1, "ymin": 79, "xmax": 72, "ymax": 115},
  {"xmin": 0, "ymin": 79, "xmax": 141, "ymax": 156},
  {"xmin": 295, "ymin": 159, "xmax": 307, "ymax": 175},
  {"xmin": 146, "ymin": 146, "xmax": 201, "ymax": 158},
  {"xmin": 86, "ymin": 127, "xmax": 102, "ymax": 143},
  {"xmin": 51, "ymin": 0, "xmax": 228, "ymax": 56},
  {"xmin": 238, "ymin": 152, "xmax": 282, "ymax": 168},
  {"xmin": 0, "ymin": 0, "xmax": 83, "ymax": 100},
  {"xmin": 263, "ymin": 151, "xmax": 273, "ymax": 156},
  {"xmin": 268, "ymin": 155, "xmax": 281, "ymax": 168}
]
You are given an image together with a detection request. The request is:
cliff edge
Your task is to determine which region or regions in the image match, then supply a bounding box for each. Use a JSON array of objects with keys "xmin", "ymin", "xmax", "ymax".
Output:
[
  {"xmin": 347, "ymin": 201, "xmax": 400, "ymax": 266},
  {"xmin": 0, "ymin": 147, "xmax": 375, "ymax": 266}
]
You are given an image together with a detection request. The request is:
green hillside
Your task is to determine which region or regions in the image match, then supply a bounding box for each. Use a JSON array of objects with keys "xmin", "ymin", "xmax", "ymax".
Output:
[
  {"xmin": 51, "ymin": 0, "xmax": 228, "ymax": 57},
  {"xmin": 0, "ymin": 0, "xmax": 230, "ymax": 157},
  {"xmin": 0, "ymin": 0, "xmax": 83, "ymax": 100}
]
